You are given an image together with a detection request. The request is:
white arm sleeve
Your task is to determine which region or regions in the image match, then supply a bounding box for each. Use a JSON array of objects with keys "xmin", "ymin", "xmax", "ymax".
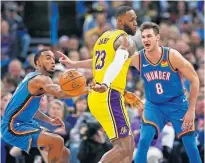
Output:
[{"xmin": 102, "ymin": 49, "xmax": 129, "ymax": 87}]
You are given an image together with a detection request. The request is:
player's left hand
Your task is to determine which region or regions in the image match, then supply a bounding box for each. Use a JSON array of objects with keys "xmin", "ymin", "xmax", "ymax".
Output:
[
  {"xmin": 89, "ymin": 80, "xmax": 108, "ymax": 93},
  {"xmin": 181, "ymin": 109, "xmax": 195, "ymax": 131},
  {"xmin": 124, "ymin": 90, "xmax": 144, "ymax": 110},
  {"xmin": 50, "ymin": 117, "xmax": 65, "ymax": 128}
]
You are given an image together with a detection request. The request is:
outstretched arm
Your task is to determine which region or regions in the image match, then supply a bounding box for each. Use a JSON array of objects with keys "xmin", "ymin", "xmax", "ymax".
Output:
[
  {"xmin": 56, "ymin": 51, "xmax": 92, "ymax": 69},
  {"xmin": 34, "ymin": 110, "xmax": 52, "ymax": 123},
  {"xmin": 35, "ymin": 75, "xmax": 88, "ymax": 98},
  {"xmin": 35, "ymin": 110, "xmax": 65, "ymax": 128},
  {"xmin": 169, "ymin": 49, "xmax": 199, "ymax": 130}
]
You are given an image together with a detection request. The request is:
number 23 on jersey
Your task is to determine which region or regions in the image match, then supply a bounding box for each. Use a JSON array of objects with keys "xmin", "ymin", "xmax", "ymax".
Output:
[{"xmin": 95, "ymin": 50, "xmax": 106, "ymax": 70}]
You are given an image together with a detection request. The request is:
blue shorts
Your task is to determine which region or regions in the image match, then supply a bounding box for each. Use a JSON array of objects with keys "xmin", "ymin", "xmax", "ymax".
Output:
[
  {"xmin": 142, "ymin": 95, "xmax": 195, "ymax": 139},
  {"xmin": 1, "ymin": 120, "xmax": 45, "ymax": 153}
]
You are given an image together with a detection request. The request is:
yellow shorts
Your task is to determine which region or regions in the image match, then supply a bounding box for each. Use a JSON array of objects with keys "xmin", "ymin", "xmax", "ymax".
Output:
[{"xmin": 88, "ymin": 88, "xmax": 131, "ymax": 141}]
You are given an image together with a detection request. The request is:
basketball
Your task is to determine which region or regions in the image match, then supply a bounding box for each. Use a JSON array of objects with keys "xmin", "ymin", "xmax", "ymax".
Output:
[{"xmin": 59, "ymin": 70, "xmax": 86, "ymax": 96}]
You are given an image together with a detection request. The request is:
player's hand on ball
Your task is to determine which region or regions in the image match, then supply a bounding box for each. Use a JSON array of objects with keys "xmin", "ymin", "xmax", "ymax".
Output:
[
  {"xmin": 50, "ymin": 117, "xmax": 65, "ymax": 128},
  {"xmin": 124, "ymin": 90, "xmax": 144, "ymax": 110},
  {"xmin": 181, "ymin": 109, "xmax": 195, "ymax": 131},
  {"xmin": 56, "ymin": 51, "xmax": 75, "ymax": 68}
]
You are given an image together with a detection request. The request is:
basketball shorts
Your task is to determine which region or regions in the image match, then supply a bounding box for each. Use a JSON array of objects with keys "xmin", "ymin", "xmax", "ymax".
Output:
[
  {"xmin": 88, "ymin": 88, "xmax": 131, "ymax": 141},
  {"xmin": 142, "ymin": 95, "xmax": 195, "ymax": 139},
  {"xmin": 1, "ymin": 119, "xmax": 46, "ymax": 153}
]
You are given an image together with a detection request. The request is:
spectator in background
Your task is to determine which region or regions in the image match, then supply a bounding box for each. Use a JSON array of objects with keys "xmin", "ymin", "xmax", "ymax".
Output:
[
  {"xmin": 77, "ymin": 122, "xmax": 112, "ymax": 163},
  {"xmin": 4, "ymin": 2, "xmax": 30, "ymax": 60},
  {"xmin": 1, "ymin": 20, "xmax": 15, "ymax": 59},
  {"xmin": 2, "ymin": 74, "xmax": 18, "ymax": 93},
  {"xmin": 83, "ymin": 4, "xmax": 114, "ymax": 34},
  {"xmin": 68, "ymin": 50, "xmax": 80, "ymax": 61},
  {"xmin": 1, "ymin": 92, "xmax": 12, "ymax": 118},
  {"xmin": 190, "ymin": 31, "xmax": 201, "ymax": 52},
  {"xmin": 68, "ymin": 97, "xmax": 96, "ymax": 163},
  {"xmin": 1, "ymin": 92, "xmax": 15, "ymax": 163},
  {"xmin": 85, "ymin": 33, "xmax": 99, "ymax": 53},
  {"xmin": 58, "ymin": 35, "xmax": 80, "ymax": 56},
  {"xmin": 79, "ymin": 46, "xmax": 91, "ymax": 60},
  {"xmin": 59, "ymin": 35, "xmax": 70, "ymax": 56},
  {"xmin": 66, "ymin": 97, "xmax": 88, "ymax": 130},
  {"xmin": 8, "ymin": 59, "xmax": 24, "ymax": 83},
  {"xmin": 84, "ymin": 8, "xmax": 113, "ymax": 45},
  {"xmin": 68, "ymin": 35, "xmax": 80, "ymax": 51}
]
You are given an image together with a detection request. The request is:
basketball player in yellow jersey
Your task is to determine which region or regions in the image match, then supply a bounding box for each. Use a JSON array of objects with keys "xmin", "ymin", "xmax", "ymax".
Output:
[{"xmin": 58, "ymin": 6, "xmax": 143, "ymax": 163}]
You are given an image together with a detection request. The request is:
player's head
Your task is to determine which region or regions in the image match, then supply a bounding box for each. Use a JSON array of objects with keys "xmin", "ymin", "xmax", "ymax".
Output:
[
  {"xmin": 140, "ymin": 22, "xmax": 160, "ymax": 52},
  {"xmin": 34, "ymin": 49, "xmax": 55, "ymax": 75},
  {"xmin": 115, "ymin": 6, "xmax": 137, "ymax": 36}
]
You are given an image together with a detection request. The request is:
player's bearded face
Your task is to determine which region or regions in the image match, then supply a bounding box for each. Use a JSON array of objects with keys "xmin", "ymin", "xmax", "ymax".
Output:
[
  {"xmin": 124, "ymin": 24, "xmax": 135, "ymax": 36},
  {"xmin": 43, "ymin": 64, "xmax": 55, "ymax": 76}
]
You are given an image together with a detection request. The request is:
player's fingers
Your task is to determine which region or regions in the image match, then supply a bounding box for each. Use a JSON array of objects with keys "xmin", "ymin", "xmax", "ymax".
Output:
[
  {"xmin": 130, "ymin": 103, "xmax": 134, "ymax": 109},
  {"xmin": 182, "ymin": 121, "xmax": 188, "ymax": 131},
  {"xmin": 187, "ymin": 122, "xmax": 193, "ymax": 130},
  {"xmin": 61, "ymin": 121, "xmax": 65, "ymax": 128},
  {"xmin": 57, "ymin": 118, "xmax": 65, "ymax": 128},
  {"xmin": 56, "ymin": 51, "xmax": 67, "ymax": 58},
  {"xmin": 136, "ymin": 103, "xmax": 143, "ymax": 110},
  {"xmin": 59, "ymin": 58, "xmax": 68, "ymax": 65}
]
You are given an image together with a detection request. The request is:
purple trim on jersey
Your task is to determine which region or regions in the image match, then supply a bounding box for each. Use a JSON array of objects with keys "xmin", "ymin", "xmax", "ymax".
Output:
[{"xmin": 108, "ymin": 89, "xmax": 130, "ymax": 139}]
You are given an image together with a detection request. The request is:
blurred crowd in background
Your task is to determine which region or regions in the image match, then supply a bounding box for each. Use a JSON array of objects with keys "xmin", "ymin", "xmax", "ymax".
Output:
[{"xmin": 1, "ymin": 1, "xmax": 204, "ymax": 163}]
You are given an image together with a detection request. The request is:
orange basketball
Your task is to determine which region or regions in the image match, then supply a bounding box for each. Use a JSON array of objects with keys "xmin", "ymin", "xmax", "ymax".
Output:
[{"xmin": 59, "ymin": 69, "xmax": 86, "ymax": 96}]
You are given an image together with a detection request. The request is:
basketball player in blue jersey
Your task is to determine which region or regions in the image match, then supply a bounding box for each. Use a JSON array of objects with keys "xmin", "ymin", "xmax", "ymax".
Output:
[
  {"xmin": 1, "ymin": 49, "xmax": 77, "ymax": 163},
  {"xmin": 129, "ymin": 22, "xmax": 202, "ymax": 163}
]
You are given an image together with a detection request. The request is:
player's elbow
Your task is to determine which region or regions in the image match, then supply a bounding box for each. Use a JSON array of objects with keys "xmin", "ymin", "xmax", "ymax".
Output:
[{"xmin": 190, "ymin": 74, "xmax": 200, "ymax": 88}]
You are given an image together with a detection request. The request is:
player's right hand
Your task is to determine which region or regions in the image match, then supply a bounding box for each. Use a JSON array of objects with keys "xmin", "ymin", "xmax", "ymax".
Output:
[
  {"xmin": 124, "ymin": 90, "xmax": 144, "ymax": 111},
  {"xmin": 56, "ymin": 51, "xmax": 76, "ymax": 68}
]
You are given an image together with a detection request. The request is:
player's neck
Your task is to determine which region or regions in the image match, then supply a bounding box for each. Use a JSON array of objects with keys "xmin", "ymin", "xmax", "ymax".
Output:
[
  {"xmin": 36, "ymin": 68, "xmax": 49, "ymax": 76},
  {"xmin": 146, "ymin": 46, "xmax": 161, "ymax": 57}
]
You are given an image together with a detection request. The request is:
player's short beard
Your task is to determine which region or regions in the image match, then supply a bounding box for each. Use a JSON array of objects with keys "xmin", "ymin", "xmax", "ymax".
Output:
[
  {"xmin": 124, "ymin": 24, "xmax": 135, "ymax": 36},
  {"xmin": 43, "ymin": 65, "xmax": 55, "ymax": 77}
]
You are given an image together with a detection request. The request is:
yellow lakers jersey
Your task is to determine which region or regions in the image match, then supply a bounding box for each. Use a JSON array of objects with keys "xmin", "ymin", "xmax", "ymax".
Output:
[{"xmin": 92, "ymin": 30, "xmax": 131, "ymax": 94}]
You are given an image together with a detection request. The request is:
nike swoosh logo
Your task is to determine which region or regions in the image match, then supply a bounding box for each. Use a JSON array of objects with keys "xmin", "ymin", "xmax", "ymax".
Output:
[
  {"xmin": 143, "ymin": 64, "xmax": 150, "ymax": 67},
  {"xmin": 183, "ymin": 99, "xmax": 187, "ymax": 102}
]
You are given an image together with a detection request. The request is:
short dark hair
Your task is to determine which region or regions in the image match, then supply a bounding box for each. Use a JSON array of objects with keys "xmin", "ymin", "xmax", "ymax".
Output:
[
  {"xmin": 34, "ymin": 49, "xmax": 50, "ymax": 65},
  {"xmin": 140, "ymin": 22, "xmax": 160, "ymax": 35},
  {"xmin": 115, "ymin": 6, "xmax": 133, "ymax": 18}
]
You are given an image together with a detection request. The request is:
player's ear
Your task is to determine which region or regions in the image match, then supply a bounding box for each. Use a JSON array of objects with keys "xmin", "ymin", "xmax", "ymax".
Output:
[
  {"xmin": 36, "ymin": 60, "xmax": 41, "ymax": 67},
  {"xmin": 117, "ymin": 16, "xmax": 123, "ymax": 26}
]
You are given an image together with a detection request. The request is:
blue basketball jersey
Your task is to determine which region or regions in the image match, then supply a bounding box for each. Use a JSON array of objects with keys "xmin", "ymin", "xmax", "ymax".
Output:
[
  {"xmin": 140, "ymin": 47, "xmax": 185, "ymax": 104},
  {"xmin": 3, "ymin": 71, "xmax": 43, "ymax": 123}
]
